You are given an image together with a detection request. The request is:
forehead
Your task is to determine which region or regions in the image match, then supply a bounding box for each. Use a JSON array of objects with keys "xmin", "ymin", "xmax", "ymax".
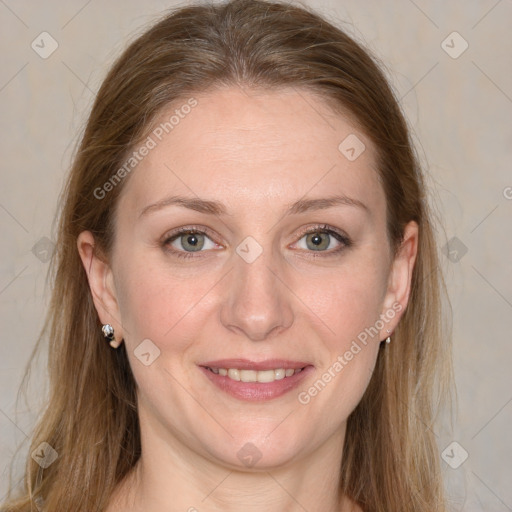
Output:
[{"xmin": 117, "ymin": 86, "xmax": 384, "ymax": 220}]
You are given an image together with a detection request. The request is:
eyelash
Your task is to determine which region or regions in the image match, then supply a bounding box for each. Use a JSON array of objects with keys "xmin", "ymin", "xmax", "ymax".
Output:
[{"xmin": 162, "ymin": 224, "xmax": 352, "ymax": 260}]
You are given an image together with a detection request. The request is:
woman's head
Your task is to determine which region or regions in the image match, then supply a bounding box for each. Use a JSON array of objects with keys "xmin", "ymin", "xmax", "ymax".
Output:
[
  {"xmin": 79, "ymin": 82, "xmax": 417, "ymax": 466},
  {"xmin": 4, "ymin": 1, "xmax": 452, "ymax": 511}
]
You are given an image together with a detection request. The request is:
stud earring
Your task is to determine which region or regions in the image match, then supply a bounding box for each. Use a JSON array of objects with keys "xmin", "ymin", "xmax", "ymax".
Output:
[
  {"xmin": 385, "ymin": 329, "xmax": 392, "ymax": 344},
  {"xmin": 102, "ymin": 324, "xmax": 122, "ymax": 349}
]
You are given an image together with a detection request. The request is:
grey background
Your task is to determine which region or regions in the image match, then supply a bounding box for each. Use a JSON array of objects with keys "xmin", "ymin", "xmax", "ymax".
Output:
[{"xmin": 1, "ymin": 1, "xmax": 511, "ymax": 510}]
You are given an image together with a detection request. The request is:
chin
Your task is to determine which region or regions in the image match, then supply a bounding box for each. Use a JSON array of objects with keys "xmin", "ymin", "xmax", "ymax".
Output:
[{"xmin": 200, "ymin": 430, "xmax": 306, "ymax": 471}]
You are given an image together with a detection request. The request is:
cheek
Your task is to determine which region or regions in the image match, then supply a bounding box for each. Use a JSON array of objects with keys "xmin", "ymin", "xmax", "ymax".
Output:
[
  {"xmin": 292, "ymin": 254, "xmax": 387, "ymax": 410},
  {"xmin": 300, "ymin": 256, "xmax": 389, "ymax": 345},
  {"xmin": 113, "ymin": 254, "xmax": 217, "ymax": 351}
]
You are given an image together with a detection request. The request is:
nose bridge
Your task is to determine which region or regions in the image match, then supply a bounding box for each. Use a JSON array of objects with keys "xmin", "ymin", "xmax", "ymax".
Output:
[{"xmin": 220, "ymin": 232, "xmax": 294, "ymax": 341}]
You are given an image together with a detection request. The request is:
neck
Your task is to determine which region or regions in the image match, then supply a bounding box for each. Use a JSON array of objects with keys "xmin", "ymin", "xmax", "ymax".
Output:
[{"xmin": 108, "ymin": 416, "xmax": 354, "ymax": 512}]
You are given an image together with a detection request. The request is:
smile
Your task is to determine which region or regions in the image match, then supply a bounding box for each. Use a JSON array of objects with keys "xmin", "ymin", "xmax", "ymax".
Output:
[
  {"xmin": 205, "ymin": 366, "xmax": 304, "ymax": 383},
  {"xmin": 198, "ymin": 359, "xmax": 314, "ymax": 401}
]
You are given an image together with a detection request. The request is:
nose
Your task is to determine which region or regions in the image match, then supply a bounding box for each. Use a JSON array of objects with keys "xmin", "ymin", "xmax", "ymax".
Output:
[{"xmin": 219, "ymin": 241, "xmax": 294, "ymax": 342}]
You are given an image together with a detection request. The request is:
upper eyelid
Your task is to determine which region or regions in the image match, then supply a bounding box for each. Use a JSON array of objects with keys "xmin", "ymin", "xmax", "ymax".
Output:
[{"xmin": 163, "ymin": 225, "xmax": 219, "ymax": 244}]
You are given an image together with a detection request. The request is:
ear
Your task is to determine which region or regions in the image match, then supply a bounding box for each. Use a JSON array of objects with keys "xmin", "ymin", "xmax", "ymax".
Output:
[
  {"xmin": 77, "ymin": 230, "xmax": 124, "ymax": 348},
  {"xmin": 379, "ymin": 220, "xmax": 419, "ymax": 339}
]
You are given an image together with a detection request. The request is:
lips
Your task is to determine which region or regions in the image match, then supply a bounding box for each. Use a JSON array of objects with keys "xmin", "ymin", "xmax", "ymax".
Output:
[{"xmin": 198, "ymin": 358, "xmax": 314, "ymax": 401}]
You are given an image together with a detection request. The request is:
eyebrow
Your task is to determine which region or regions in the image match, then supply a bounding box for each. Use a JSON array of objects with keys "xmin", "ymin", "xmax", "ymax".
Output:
[{"xmin": 138, "ymin": 193, "xmax": 370, "ymax": 218}]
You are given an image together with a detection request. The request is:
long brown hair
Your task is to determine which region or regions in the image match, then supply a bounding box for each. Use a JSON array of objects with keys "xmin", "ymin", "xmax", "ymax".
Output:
[{"xmin": 1, "ymin": 0, "xmax": 453, "ymax": 510}]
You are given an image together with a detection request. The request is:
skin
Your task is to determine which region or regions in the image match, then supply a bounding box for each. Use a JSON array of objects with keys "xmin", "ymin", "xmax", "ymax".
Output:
[{"xmin": 78, "ymin": 85, "xmax": 418, "ymax": 512}]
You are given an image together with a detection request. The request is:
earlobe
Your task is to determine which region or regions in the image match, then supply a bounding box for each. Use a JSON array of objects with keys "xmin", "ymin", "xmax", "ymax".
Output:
[
  {"xmin": 380, "ymin": 221, "xmax": 419, "ymax": 338},
  {"xmin": 77, "ymin": 231, "xmax": 124, "ymax": 346}
]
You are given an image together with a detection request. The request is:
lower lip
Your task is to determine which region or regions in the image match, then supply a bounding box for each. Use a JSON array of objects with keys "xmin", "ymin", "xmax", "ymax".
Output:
[{"xmin": 199, "ymin": 366, "xmax": 314, "ymax": 401}]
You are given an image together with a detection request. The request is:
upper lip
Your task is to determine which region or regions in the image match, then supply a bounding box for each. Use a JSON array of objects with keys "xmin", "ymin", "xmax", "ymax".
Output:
[{"xmin": 199, "ymin": 358, "xmax": 312, "ymax": 371}]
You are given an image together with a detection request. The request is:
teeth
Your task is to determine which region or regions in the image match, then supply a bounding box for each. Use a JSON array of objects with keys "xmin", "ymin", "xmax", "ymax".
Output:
[
  {"xmin": 208, "ymin": 367, "xmax": 304, "ymax": 383},
  {"xmin": 241, "ymin": 370, "xmax": 257, "ymax": 382},
  {"xmin": 274, "ymin": 369, "xmax": 285, "ymax": 380},
  {"xmin": 256, "ymin": 370, "xmax": 275, "ymax": 383},
  {"xmin": 227, "ymin": 369, "xmax": 240, "ymax": 381}
]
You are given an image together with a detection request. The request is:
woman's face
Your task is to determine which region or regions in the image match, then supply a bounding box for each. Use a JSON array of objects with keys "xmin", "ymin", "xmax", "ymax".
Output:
[{"xmin": 80, "ymin": 86, "xmax": 417, "ymax": 470}]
